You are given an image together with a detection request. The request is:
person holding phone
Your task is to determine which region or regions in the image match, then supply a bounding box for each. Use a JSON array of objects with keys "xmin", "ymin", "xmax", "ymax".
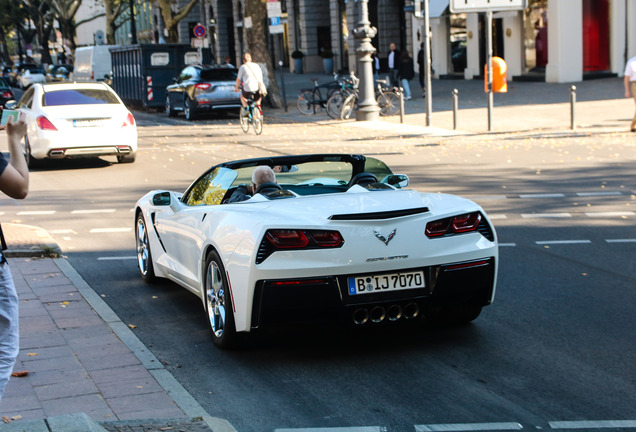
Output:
[{"xmin": 0, "ymin": 115, "xmax": 29, "ymax": 402}]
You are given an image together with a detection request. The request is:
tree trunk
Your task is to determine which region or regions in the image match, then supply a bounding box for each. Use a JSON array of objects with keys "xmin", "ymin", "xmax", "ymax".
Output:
[{"xmin": 243, "ymin": 0, "xmax": 282, "ymax": 108}]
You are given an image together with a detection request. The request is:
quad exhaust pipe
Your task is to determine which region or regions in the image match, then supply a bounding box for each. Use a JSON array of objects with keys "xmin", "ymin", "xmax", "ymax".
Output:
[{"xmin": 352, "ymin": 302, "xmax": 420, "ymax": 325}]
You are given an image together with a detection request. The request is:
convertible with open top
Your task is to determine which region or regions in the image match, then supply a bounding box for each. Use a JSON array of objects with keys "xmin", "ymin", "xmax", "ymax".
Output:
[{"xmin": 134, "ymin": 154, "xmax": 499, "ymax": 348}]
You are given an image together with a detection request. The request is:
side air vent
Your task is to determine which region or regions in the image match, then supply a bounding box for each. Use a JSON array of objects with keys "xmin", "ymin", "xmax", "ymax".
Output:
[{"xmin": 329, "ymin": 207, "xmax": 429, "ymax": 221}]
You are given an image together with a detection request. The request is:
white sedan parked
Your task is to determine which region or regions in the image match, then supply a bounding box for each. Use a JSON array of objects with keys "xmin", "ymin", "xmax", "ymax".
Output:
[{"xmin": 9, "ymin": 82, "xmax": 137, "ymax": 167}]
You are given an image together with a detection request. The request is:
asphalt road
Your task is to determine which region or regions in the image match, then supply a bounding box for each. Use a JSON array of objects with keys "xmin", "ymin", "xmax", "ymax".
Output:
[{"xmin": 1, "ymin": 110, "xmax": 634, "ymax": 432}]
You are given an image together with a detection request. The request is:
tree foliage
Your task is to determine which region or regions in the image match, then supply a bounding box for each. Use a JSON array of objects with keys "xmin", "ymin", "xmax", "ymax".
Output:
[
  {"xmin": 0, "ymin": 0, "xmax": 27, "ymax": 63},
  {"xmin": 102, "ymin": 0, "xmax": 129, "ymax": 44},
  {"xmin": 155, "ymin": 0, "xmax": 200, "ymax": 43}
]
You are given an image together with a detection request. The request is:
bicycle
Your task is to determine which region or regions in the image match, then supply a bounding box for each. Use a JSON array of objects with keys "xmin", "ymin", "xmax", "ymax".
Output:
[
  {"xmin": 326, "ymin": 72, "xmax": 359, "ymax": 119},
  {"xmin": 239, "ymin": 98, "xmax": 263, "ymax": 135},
  {"xmin": 339, "ymin": 78, "xmax": 402, "ymax": 120},
  {"xmin": 375, "ymin": 79, "xmax": 401, "ymax": 117},
  {"xmin": 297, "ymin": 77, "xmax": 342, "ymax": 117}
]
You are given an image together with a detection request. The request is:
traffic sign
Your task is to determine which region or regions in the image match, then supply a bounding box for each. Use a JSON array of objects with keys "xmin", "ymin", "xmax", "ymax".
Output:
[
  {"xmin": 450, "ymin": 0, "xmax": 526, "ymax": 13},
  {"xmin": 193, "ymin": 24, "xmax": 206, "ymax": 38}
]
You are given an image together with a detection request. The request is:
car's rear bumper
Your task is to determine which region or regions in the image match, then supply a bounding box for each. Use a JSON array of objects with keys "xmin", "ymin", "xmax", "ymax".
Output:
[
  {"xmin": 46, "ymin": 145, "xmax": 135, "ymax": 159},
  {"xmin": 250, "ymin": 257, "xmax": 496, "ymax": 328}
]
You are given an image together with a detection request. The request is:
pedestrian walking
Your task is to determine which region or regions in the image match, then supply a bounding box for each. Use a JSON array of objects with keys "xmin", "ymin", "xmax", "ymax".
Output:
[
  {"xmin": 624, "ymin": 55, "xmax": 636, "ymax": 132},
  {"xmin": 0, "ymin": 115, "xmax": 29, "ymax": 403},
  {"xmin": 417, "ymin": 42, "xmax": 425, "ymax": 92},
  {"xmin": 387, "ymin": 43, "xmax": 400, "ymax": 87},
  {"xmin": 398, "ymin": 50, "xmax": 415, "ymax": 100}
]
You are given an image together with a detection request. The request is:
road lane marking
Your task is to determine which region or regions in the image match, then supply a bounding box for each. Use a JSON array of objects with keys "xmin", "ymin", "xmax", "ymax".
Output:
[
  {"xmin": 550, "ymin": 420, "xmax": 636, "ymax": 429},
  {"xmin": 576, "ymin": 191, "xmax": 623, "ymax": 197},
  {"xmin": 519, "ymin": 193, "xmax": 565, "ymax": 199},
  {"xmin": 50, "ymin": 229, "xmax": 75, "ymax": 234},
  {"xmin": 499, "ymin": 243, "xmax": 517, "ymax": 247},
  {"xmin": 415, "ymin": 423, "xmax": 523, "ymax": 431},
  {"xmin": 17, "ymin": 210, "xmax": 55, "ymax": 215},
  {"xmin": 536, "ymin": 240, "xmax": 591, "ymax": 245},
  {"xmin": 71, "ymin": 209, "xmax": 117, "ymax": 214},
  {"xmin": 585, "ymin": 211, "xmax": 634, "ymax": 217},
  {"xmin": 89, "ymin": 228, "xmax": 132, "ymax": 233},
  {"xmin": 474, "ymin": 195, "xmax": 508, "ymax": 200},
  {"xmin": 97, "ymin": 256, "xmax": 137, "ymax": 261},
  {"xmin": 606, "ymin": 238, "xmax": 636, "ymax": 243},
  {"xmin": 522, "ymin": 213, "xmax": 571, "ymax": 218},
  {"xmin": 488, "ymin": 214, "xmax": 507, "ymax": 219},
  {"xmin": 276, "ymin": 428, "xmax": 386, "ymax": 432}
]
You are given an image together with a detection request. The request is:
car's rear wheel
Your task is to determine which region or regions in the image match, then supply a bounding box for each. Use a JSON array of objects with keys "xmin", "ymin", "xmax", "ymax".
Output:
[
  {"xmin": 117, "ymin": 152, "xmax": 136, "ymax": 163},
  {"xmin": 165, "ymin": 95, "xmax": 177, "ymax": 117},
  {"xmin": 135, "ymin": 213, "xmax": 156, "ymax": 282},
  {"xmin": 184, "ymin": 97, "xmax": 197, "ymax": 120},
  {"xmin": 252, "ymin": 108, "xmax": 263, "ymax": 135},
  {"xmin": 204, "ymin": 250, "xmax": 239, "ymax": 348},
  {"xmin": 24, "ymin": 137, "xmax": 43, "ymax": 169}
]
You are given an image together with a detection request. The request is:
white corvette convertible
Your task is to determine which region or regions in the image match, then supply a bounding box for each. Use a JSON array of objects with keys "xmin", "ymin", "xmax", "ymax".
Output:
[{"xmin": 134, "ymin": 154, "xmax": 498, "ymax": 348}]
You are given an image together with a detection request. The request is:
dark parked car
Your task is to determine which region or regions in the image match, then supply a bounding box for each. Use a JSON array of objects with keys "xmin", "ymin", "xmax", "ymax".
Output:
[
  {"xmin": 46, "ymin": 64, "xmax": 73, "ymax": 82},
  {"xmin": 165, "ymin": 65, "xmax": 241, "ymax": 120},
  {"xmin": 0, "ymin": 78, "xmax": 15, "ymax": 107}
]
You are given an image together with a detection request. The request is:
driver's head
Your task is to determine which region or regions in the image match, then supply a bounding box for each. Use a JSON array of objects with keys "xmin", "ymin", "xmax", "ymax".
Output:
[{"xmin": 252, "ymin": 165, "xmax": 277, "ymax": 189}]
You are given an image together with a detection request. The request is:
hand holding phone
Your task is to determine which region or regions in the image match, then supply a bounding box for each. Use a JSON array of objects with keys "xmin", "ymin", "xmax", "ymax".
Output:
[{"xmin": 1, "ymin": 110, "xmax": 19, "ymax": 126}]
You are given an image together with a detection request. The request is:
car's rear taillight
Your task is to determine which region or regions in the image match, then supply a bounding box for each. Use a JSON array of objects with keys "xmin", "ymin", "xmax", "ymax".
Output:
[
  {"xmin": 308, "ymin": 230, "xmax": 343, "ymax": 247},
  {"xmin": 122, "ymin": 112, "xmax": 135, "ymax": 127},
  {"xmin": 425, "ymin": 212, "xmax": 482, "ymax": 238},
  {"xmin": 1, "ymin": 91, "xmax": 12, "ymax": 98},
  {"xmin": 195, "ymin": 83, "xmax": 211, "ymax": 90},
  {"xmin": 266, "ymin": 230, "xmax": 309, "ymax": 248},
  {"xmin": 36, "ymin": 116, "xmax": 58, "ymax": 131}
]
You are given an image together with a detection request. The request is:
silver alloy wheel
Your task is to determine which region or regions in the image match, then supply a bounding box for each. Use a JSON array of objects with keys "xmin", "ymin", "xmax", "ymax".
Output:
[
  {"xmin": 206, "ymin": 260, "xmax": 226, "ymax": 338},
  {"xmin": 136, "ymin": 216, "xmax": 150, "ymax": 277}
]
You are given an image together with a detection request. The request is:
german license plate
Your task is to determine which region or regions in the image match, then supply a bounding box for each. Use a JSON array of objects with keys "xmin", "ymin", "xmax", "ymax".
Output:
[
  {"xmin": 73, "ymin": 119, "xmax": 106, "ymax": 127},
  {"xmin": 348, "ymin": 270, "xmax": 425, "ymax": 295}
]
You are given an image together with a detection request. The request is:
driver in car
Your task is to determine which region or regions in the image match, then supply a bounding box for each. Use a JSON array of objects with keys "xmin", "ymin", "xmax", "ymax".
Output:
[{"xmin": 227, "ymin": 165, "xmax": 279, "ymax": 203}]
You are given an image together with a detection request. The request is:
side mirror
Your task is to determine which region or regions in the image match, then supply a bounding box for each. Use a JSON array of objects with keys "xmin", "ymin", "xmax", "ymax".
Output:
[
  {"xmin": 5, "ymin": 101, "xmax": 17, "ymax": 110},
  {"xmin": 152, "ymin": 191, "xmax": 171, "ymax": 206},
  {"xmin": 382, "ymin": 174, "xmax": 409, "ymax": 189}
]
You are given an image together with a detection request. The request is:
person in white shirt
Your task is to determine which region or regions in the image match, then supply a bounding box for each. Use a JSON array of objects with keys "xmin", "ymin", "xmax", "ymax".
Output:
[
  {"xmin": 235, "ymin": 53, "xmax": 264, "ymax": 112},
  {"xmin": 624, "ymin": 55, "xmax": 636, "ymax": 132},
  {"xmin": 387, "ymin": 43, "xmax": 400, "ymax": 87}
]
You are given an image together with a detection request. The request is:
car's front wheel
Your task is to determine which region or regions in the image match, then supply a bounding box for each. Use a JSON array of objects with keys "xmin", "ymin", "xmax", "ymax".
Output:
[
  {"xmin": 135, "ymin": 213, "xmax": 156, "ymax": 282},
  {"xmin": 204, "ymin": 250, "xmax": 239, "ymax": 348},
  {"xmin": 165, "ymin": 95, "xmax": 177, "ymax": 117},
  {"xmin": 184, "ymin": 97, "xmax": 197, "ymax": 121}
]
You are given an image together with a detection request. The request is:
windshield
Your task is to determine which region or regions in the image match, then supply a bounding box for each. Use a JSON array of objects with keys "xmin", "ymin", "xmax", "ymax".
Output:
[
  {"xmin": 183, "ymin": 156, "xmax": 396, "ymax": 206},
  {"xmin": 43, "ymin": 89, "xmax": 120, "ymax": 106},
  {"xmin": 201, "ymin": 69, "xmax": 238, "ymax": 81}
]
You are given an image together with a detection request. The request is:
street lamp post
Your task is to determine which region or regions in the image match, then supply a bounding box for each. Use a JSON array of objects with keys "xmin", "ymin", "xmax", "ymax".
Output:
[{"xmin": 352, "ymin": 0, "xmax": 380, "ymax": 121}]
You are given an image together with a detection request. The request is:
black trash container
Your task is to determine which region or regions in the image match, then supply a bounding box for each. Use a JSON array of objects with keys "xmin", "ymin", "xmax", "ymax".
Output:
[{"xmin": 110, "ymin": 44, "xmax": 212, "ymax": 110}]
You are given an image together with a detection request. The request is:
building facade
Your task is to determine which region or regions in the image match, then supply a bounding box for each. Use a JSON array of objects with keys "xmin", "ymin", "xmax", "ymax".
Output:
[{"xmin": 75, "ymin": 0, "xmax": 636, "ymax": 83}]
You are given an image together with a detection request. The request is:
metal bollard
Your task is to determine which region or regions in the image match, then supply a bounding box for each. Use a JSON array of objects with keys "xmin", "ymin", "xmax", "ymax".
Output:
[
  {"xmin": 452, "ymin": 89, "xmax": 459, "ymax": 130},
  {"xmin": 399, "ymin": 87, "xmax": 405, "ymax": 124},
  {"xmin": 570, "ymin": 85, "xmax": 576, "ymax": 130}
]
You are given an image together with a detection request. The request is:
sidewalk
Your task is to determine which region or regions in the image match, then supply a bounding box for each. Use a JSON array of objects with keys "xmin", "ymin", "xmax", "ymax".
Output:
[
  {"xmin": 268, "ymin": 70, "xmax": 632, "ymax": 137},
  {"xmin": 0, "ymin": 225, "xmax": 235, "ymax": 432}
]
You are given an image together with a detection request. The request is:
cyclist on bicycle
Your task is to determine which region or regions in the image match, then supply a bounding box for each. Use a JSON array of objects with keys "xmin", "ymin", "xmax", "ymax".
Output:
[{"xmin": 235, "ymin": 53, "xmax": 264, "ymax": 115}]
